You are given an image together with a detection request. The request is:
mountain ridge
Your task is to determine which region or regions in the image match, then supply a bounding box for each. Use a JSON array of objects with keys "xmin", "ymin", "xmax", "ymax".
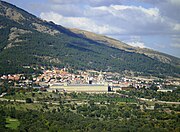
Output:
[
  {"xmin": 0, "ymin": 1, "xmax": 180, "ymax": 77},
  {"xmin": 70, "ymin": 28, "xmax": 180, "ymax": 66}
]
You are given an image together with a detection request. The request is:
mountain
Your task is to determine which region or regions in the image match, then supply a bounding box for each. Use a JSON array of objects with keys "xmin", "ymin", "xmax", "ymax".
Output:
[
  {"xmin": 70, "ymin": 28, "xmax": 180, "ymax": 66},
  {"xmin": 0, "ymin": 1, "xmax": 180, "ymax": 77}
]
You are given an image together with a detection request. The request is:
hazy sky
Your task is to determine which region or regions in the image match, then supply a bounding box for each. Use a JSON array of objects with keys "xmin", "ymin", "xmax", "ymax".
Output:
[{"xmin": 4, "ymin": 0, "xmax": 180, "ymax": 58}]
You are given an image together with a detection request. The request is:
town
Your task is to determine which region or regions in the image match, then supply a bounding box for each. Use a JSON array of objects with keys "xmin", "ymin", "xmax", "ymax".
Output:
[{"xmin": 1, "ymin": 67, "xmax": 179, "ymax": 93}]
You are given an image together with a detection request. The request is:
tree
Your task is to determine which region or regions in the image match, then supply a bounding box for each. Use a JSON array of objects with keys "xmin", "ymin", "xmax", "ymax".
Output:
[
  {"xmin": 26, "ymin": 98, "xmax": 33, "ymax": 103},
  {"xmin": 32, "ymin": 92, "xmax": 35, "ymax": 97},
  {"xmin": 88, "ymin": 100, "xmax": 94, "ymax": 106}
]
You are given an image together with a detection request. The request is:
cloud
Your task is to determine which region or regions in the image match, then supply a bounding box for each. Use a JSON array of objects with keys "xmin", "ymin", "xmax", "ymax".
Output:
[
  {"xmin": 125, "ymin": 41, "xmax": 146, "ymax": 48},
  {"xmin": 122, "ymin": 36, "xmax": 148, "ymax": 48},
  {"xmin": 41, "ymin": 4, "xmax": 175, "ymax": 36},
  {"xmin": 106, "ymin": 5, "xmax": 167, "ymax": 35},
  {"xmin": 40, "ymin": 12, "xmax": 122, "ymax": 34},
  {"xmin": 171, "ymin": 35, "xmax": 180, "ymax": 48},
  {"xmin": 139, "ymin": 0, "xmax": 180, "ymax": 22},
  {"xmin": 159, "ymin": 1, "xmax": 180, "ymax": 23},
  {"xmin": 171, "ymin": 43, "xmax": 180, "ymax": 48}
]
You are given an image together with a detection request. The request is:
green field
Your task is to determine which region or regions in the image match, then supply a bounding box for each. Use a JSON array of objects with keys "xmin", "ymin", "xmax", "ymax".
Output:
[{"xmin": 5, "ymin": 117, "xmax": 20, "ymax": 130}]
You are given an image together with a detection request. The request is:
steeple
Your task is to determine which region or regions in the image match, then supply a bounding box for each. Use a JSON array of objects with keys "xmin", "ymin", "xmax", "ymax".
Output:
[{"xmin": 98, "ymin": 71, "xmax": 104, "ymax": 84}]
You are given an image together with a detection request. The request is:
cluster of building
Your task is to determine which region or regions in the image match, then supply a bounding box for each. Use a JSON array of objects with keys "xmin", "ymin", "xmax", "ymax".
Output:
[
  {"xmin": 1, "ymin": 74, "xmax": 20, "ymax": 81},
  {"xmin": 37, "ymin": 68, "xmax": 109, "ymax": 92},
  {"xmin": 0, "ymin": 68, "xmax": 179, "ymax": 93}
]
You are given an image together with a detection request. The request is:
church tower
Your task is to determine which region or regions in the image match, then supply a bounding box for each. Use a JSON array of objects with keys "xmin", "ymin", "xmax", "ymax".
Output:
[{"xmin": 98, "ymin": 71, "xmax": 104, "ymax": 84}]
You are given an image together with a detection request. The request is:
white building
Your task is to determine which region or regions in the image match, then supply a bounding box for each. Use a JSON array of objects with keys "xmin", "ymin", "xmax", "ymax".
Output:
[
  {"xmin": 48, "ymin": 82, "xmax": 109, "ymax": 92},
  {"xmin": 157, "ymin": 89, "xmax": 173, "ymax": 92}
]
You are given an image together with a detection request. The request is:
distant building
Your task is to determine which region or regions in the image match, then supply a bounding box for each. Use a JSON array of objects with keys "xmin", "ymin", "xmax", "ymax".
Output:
[
  {"xmin": 157, "ymin": 89, "xmax": 173, "ymax": 92},
  {"xmin": 146, "ymin": 106, "xmax": 155, "ymax": 110},
  {"xmin": 97, "ymin": 71, "xmax": 105, "ymax": 84},
  {"xmin": 0, "ymin": 93, "xmax": 7, "ymax": 97},
  {"xmin": 48, "ymin": 82, "xmax": 109, "ymax": 92},
  {"xmin": 112, "ymin": 86, "xmax": 122, "ymax": 91}
]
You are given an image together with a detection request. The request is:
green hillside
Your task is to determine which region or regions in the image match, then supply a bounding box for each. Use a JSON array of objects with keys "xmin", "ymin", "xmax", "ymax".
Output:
[{"xmin": 0, "ymin": 1, "xmax": 179, "ymax": 77}]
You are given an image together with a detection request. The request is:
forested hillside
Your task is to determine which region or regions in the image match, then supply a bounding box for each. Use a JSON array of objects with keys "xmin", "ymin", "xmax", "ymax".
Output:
[{"xmin": 0, "ymin": 1, "xmax": 180, "ymax": 77}]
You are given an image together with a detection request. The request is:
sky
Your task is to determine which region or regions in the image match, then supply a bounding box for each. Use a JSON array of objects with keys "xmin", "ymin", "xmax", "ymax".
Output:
[{"xmin": 4, "ymin": 0, "xmax": 180, "ymax": 58}]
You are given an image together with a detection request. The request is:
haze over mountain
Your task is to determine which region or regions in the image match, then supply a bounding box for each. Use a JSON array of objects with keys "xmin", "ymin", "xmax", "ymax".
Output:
[{"xmin": 0, "ymin": 1, "xmax": 180, "ymax": 77}]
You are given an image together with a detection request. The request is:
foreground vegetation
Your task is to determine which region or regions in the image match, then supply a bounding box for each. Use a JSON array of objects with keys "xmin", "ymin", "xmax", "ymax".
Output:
[{"xmin": 0, "ymin": 91, "xmax": 180, "ymax": 132}]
